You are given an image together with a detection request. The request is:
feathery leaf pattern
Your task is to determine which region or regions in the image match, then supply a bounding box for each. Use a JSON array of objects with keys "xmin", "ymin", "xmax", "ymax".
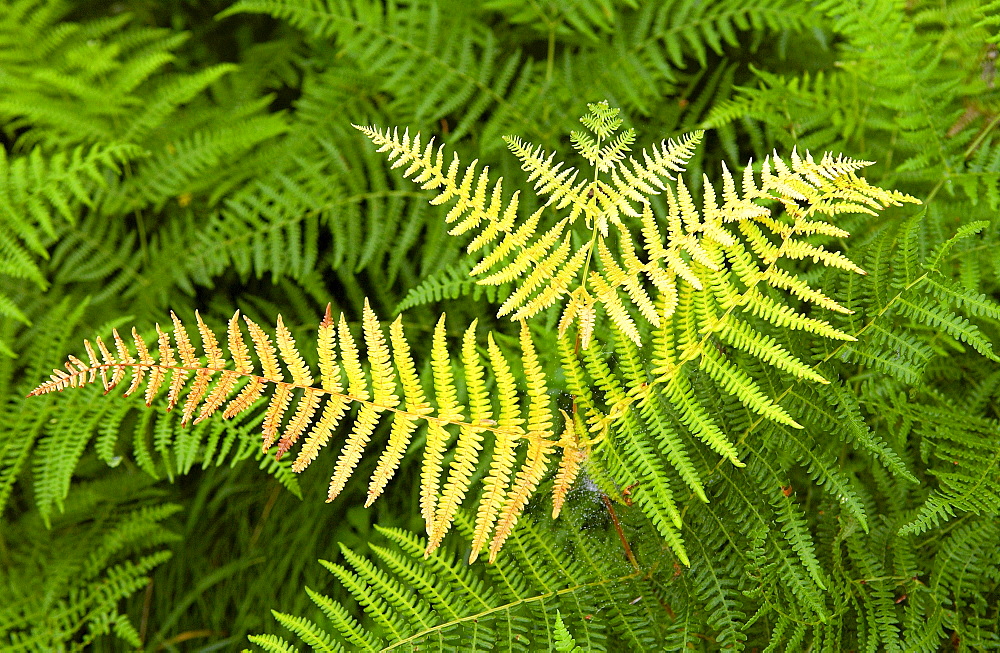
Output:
[
  {"xmin": 356, "ymin": 101, "xmax": 919, "ymax": 349},
  {"xmin": 28, "ymin": 302, "xmax": 565, "ymax": 562},
  {"xmin": 29, "ymin": 101, "xmax": 921, "ymax": 569}
]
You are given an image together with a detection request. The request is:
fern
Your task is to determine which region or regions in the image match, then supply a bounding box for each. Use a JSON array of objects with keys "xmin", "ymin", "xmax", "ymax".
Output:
[
  {"xmin": 0, "ymin": 473, "xmax": 179, "ymax": 651},
  {"xmin": 358, "ymin": 101, "xmax": 918, "ymax": 349},
  {"xmin": 221, "ymin": 0, "xmax": 537, "ymax": 143},
  {"xmin": 250, "ymin": 515, "xmax": 666, "ymax": 651},
  {"xmin": 9, "ymin": 1, "xmax": 1000, "ymax": 650},
  {"xmin": 0, "ymin": 143, "xmax": 139, "ymax": 356},
  {"xmin": 30, "ymin": 100, "xmax": 919, "ymax": 570},
  {"xmin": 28, "ymin": 301, "xmax": 580, "ymax": 563},
  {"xmin": 553, "ymin": 611, "xmax": 586, "ymax": 652},
  {"xmin": 395, "ymin": 258, "xmax": 505, "ymax": 313}
]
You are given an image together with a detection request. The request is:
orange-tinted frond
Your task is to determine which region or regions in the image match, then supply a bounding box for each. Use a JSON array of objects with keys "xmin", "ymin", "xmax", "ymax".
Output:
[
  {"xmin": 29, "ymin": 303, "xmax": 566, "ymax": 563},
  {"xmin": 552, "ymin": 410, "xmax": 586, "ymax": 519}
]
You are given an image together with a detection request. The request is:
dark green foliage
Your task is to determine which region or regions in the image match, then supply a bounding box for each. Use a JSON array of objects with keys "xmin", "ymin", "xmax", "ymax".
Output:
[
  {"xmin": 0, "ymin": 473, "xmax": 180, "ymax": 649},
  {"xmin": 251, "ymin": 514, "xmax": 667, "ymax": 651},
  {"xmin": 2, "ymin": 0, "xmax": 1000, "ymax": 651}
]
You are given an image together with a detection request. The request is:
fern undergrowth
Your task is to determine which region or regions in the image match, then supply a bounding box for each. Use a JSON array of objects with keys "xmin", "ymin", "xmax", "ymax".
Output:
[{"xmin": 3, "ymin": 0, "xmax": 1000, "ymax": 651}]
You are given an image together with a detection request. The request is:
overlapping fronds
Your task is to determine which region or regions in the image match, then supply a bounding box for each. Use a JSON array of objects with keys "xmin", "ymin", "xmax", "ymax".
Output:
[
  {"xmin": 249, "ymin": 516, "xmax": 664, "ymax": 652},
  {"xmin": 13, "ymin": 0, "xmax": 1000, "ymax": 649},
  {"xmin": 0, "ymin": 142, "xmax": 140, "ymax": 355},
  {"xmin": 358, "ymin": 101, "xmax": 919, "ymax": 349},
  {"xmin": 27, "ymin": 301, "xmax": 574, "ymax": 562},
  {"xmin": 0, "ymin": 2, "xmax": 238, "ymax": 150},
  {"xmin": 0, "ymin": 0, "xmax": 294, "ymax": 331},
  {"xmin": 222, "ymin": 0, "xmax": 535, "ymax": 141},
  {"xmin": 351, "ymin": 102, "xmax": 921, "ymax": 570},
  {"xmin": 0, "ymin": 474, "xmax": 180, "ymax": 651},
  {"xmin": 642, "ymin": 152, "xmax": 919, "ymax": 415}
]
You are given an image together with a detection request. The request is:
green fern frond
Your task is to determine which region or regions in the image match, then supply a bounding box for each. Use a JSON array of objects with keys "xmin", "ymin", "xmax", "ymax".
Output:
[
  {"xmin": 222, "ymin": 0, "xmax": 535, "ymax": 141},
  {"xmin": 0, "ymin": 142, "xmax": 140, "ymax": 355},
  {"xmin": 103, "ymin": 114, "xmax": 289, "ymax": 214},
  {"xmin": 0, "ymin": 5, "xmax": 232, "ymax": 148},
  {"xmin": 898, "ymin": 407, "xmax": 1000, "ymax": 536},
  {"xmin": 553, "ymin": 611, "xmax": 585, "ymax": 652},
  {"xmin": 395, "ymin": 259, "xmax": 504, "ymax": 313},
  {"xmin": 0, "ymin": 474, "xmax": 179, "ymax": 651},
  {"xmin": 270, "ymin": 611, "xmax": 343, "ymax": 653},
  {"xmin": 245, "ymin": 633, "xmax": 300, "ymax": 653},
  {"xmin": 252, "ymin": 515, "xmax": 663, "ymax": 652},
  {"xmin": 905, "ymin": 517, "xmax": 1000, "ymax": 650}
]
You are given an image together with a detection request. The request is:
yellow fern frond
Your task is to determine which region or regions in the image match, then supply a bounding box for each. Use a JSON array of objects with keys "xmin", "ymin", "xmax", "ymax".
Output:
[
  {"xmin": 497, "ymin": 233, "xmax": 573, "ymax": 317},
  {"xmin": 469, "ymin": 206, "xmax": 543, "ymax": 272},
  {"xmin": 510, "ymin": 245, "xmax": 589, "ymax": 321},
  {"xmin": 484, "ymin": 327, "xmax": 554, "ymax": 564},
  {"xmin": 597, "ymin": 236, "xmax": 659, "ymax": 326},
  {"xmin": 505, "ymin": 135, "xmax": 589, "ymax": 219},
  {"xmin": 328, "ymin": 303, "xmax": 396, "ymax": 502},
  {"xmin": 477, "ymin": 218, "xmax": 569, "ymax": 286},
  {"xmin": 198, "ymin": 315, "xmax": 248, "ymax": 425},
  {"xmin": 275, "ymin": 315, "xmax": 312, "ymax": 386},
  {"xmin": 166, "ymin": 312, "xmax": 194, "ymax": 409},
  {"xmin": 294, "ymin": 306, "xmax": 350, "ymax": 472},
  {"xmin": 356, "ymin": 110, "xmax": 707, "ymax": 349},
  {"xmin": 421, "ymin": 316, "xmax": 458, "ymax": 532},
  {"xmin": 28, "ymin": 303, "xmax": 567, "ymax": 563},
  {"xmin": 366, "ymin": 317, "xmax": 431, "ymax": 507},
  {"xmin": 144, "ymin": 328, "xmax": 168, "ymax": 406},
  {"xmin": 360, "ymin": 104, "xmax": 917, "ymax": 355},
  {"xmin": 552, "ymin": 409, "xmax": 586, "ymax": 520},
  {"xmin": 590, "ymin": 270, "xmax": 641, "ymax": 345},
  {"xmin": 430, "ymin": 322, "xmax": 488, "ymax": 552},
  {"xmin": 113, "ymin": 329, "xmax": 139, "ymax": 397},
  {"xmin": 469, "ymin": 334, "xmax": 522, "ymax": 563}
]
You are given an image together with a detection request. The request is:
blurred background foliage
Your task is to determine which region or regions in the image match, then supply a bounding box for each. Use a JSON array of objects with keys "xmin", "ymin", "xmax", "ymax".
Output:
[{"xmin": 2, "ymin": 0, "xmax": 1000, "ymax": 650}]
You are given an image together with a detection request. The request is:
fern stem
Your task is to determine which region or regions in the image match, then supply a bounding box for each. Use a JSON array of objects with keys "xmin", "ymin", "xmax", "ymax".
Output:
[
  {"xmin": 963, "ymin": 113, "xmax": 1000, "ymax": 160},
  {"xmin": 602, "ymin": 494, "xmax": 640, "ymax": 571},
  {"xmin": 575, "ymin": 143, "xmax": 606, "ymax": 298}
]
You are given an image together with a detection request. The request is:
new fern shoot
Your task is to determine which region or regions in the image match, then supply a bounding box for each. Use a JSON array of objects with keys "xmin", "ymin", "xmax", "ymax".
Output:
[{"xmin": 29, "ymin": 102, "xmax": 917, "ymax": 567}]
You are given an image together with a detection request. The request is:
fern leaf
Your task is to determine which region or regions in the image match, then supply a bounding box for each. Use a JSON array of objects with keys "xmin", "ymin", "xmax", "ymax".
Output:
[
  {"xmin": 246, "ymin": 633, "xmax": 300, "ymax": 653},
  {"xmin": 698, "ymin": 349, "xmax": 801, "ymax": 428},
  {"xmin": 304, "ymin": 585, "xmax": 382, "ymax": 652},
  {"xmin": 360, "ymin": 101, "xmax": 912, "ymax": 354},
  {"xmin": 28, "ymin": 303, "xmax": 563, "ymax": 561},
  {"xmin": 553, "ymin": 610, "xmax": 585, "ymax": 652},
  {"xmin": 270, "ymin": 611, "xmax": 343, "ymax": 653},
  {"xmin": 715, "ymin": 317, "xmax": 827, "ymax": 384},
  {"xmin": 469, "ymin": 333, "xmax": 522, "ymax": 563},
  {"xmin": 366, "ymin": 318, "xmax": 430, "ymax": 507},
  {"xmin": 551, "ymin": 408, "xmax": 586, "ymax": 522},
  {"xmin": 429, "ymin": 323, "xmax": 489, "ymax": 552},
  {"xmin": 897, "ymin": 295, "xmax": 999, "ymax": 361}
]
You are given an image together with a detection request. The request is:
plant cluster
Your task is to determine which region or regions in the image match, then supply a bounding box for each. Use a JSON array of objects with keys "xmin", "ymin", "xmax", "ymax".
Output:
[{"xmin": 3, "ymin": 0, "xmax": 1000, "ymax": 651}]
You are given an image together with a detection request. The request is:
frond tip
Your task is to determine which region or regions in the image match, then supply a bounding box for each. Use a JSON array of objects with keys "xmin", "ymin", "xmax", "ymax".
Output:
[
  {"xmin": 358, "ymin": 101, "xmax": 918, "ymax": 350},
  {"xmin": 28, "ymin": 302, "xmax": 576, "ymax": 562}
]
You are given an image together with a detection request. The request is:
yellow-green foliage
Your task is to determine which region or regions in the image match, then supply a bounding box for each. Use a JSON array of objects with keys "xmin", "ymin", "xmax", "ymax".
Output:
[
  {"xmin": 9, "ymin": 0, "xmax": 1000, "ymax": 650},
  {"xmin": 29, "ymin": 301, "xmax": 581, "ymax": 564},
  {"xmin": 356, "ymin": 102, "xmax": 917, "ymax": 349},
  {"xmin": 30, "ymin": 102, "xmax": 917, "ymax": 566}
]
